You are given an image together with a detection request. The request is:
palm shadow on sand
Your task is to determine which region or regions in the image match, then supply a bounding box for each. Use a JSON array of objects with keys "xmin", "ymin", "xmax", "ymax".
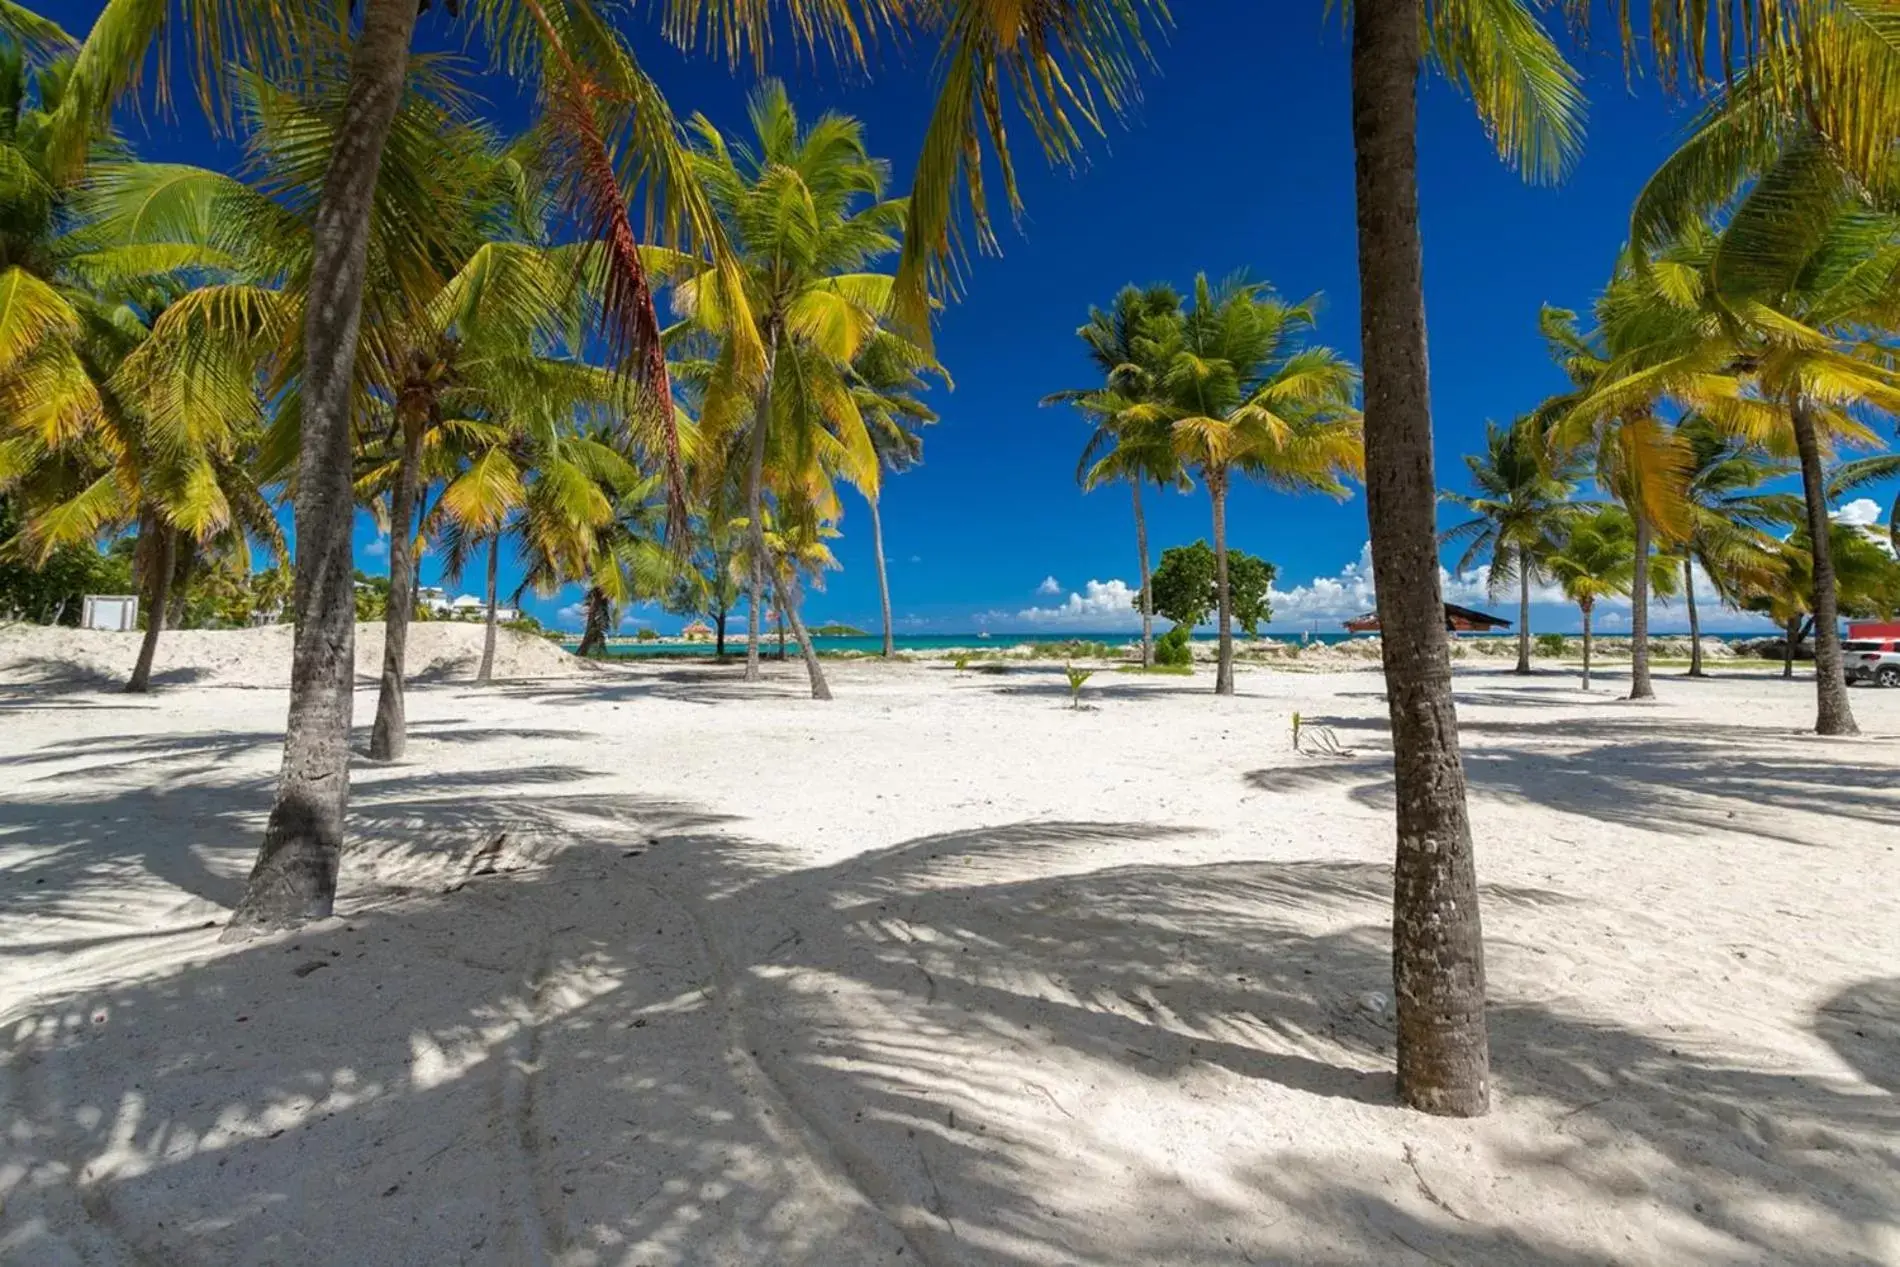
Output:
[{"xmin": 3, "ymin": 713, "xmax": 1896, "ymax": 1264}]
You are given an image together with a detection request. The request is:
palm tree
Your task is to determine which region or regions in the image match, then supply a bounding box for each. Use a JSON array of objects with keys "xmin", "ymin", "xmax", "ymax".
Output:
[
  {"xmin": 678, "ymin": 82, "xmax": 899, "ymax": 692},
  {"xmin": 1440, "ymin": 418, "xmax": 1584, "ymax": 674},
  {"xmin": 0, "ymin": 47, "xmax": 279, "ymax": 694},
  {"xmin": 1746, "ymin": 523, "xmax": 1900, "ymax": 678},
  {"xmin": 433, "ymin": 374, "xmax": 635, "ymax": 684},
  {"xmin": 1343, "ymin": 0, "xmax": 1875, "ymax": 1118},
  {"xmin": 62, "ymin": 0, "xmax": 1177, "ymax": 932},
  {"xmin": 514, "ymin": 429, "xmax": 664, "ymax": 660},
  {"xmin": 1544, "ymin": 507, "xmax": 1678, "ymax": 692},
  {"xmin": 1139, "ymin": 275, "xmax": 1360, "ymax": 696},
  {"xmin": 1046, "ymin": 283, "xmax": 1182, "ymax": 668},
  {"xmin": 1703, "ymin": 200, "xmax": 1900, "ymax": 734},
  {"xmin": 852, "ymin": 330, "xmax": 941, "ymax": 658},
  {"xmin": 1568, "ymin": 199, "xmax": 1900, "ymax": 732},
  {"xmin": 1671, "ymin": 416, "xmax": 1797, "ymax": 676},
  {"xmin": 761, "ymin": 495, "xmax": 841, "ymax": 700},
  {"xmin": 1539, "ymin": 280, "xmax": 1712, "ymax": 704},
  {"xmin": 1547, "ymin": 509, "xmax": 1635, "ymax": 691}
]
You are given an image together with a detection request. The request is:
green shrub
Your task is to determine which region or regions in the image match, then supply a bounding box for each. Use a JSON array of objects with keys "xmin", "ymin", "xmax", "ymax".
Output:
[
  {"xmin": 635, "ymin": 627, "xmax": 661, "ymax": 642},
  {"xmin": 952, "ymin": 652, "xmax": 971, "ymax": 673},
  {"xmin": 1535, "ymin": 632, "xmax": 1566, "ymax": 657},
  {"xmin": 1155, "ymin": 624, "xmax": 1193, "ymax": 667}
]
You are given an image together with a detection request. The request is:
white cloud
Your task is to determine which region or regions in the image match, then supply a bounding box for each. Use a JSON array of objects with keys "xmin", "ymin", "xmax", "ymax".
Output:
[
  {"xmin": 363, "ymin": 536, "xmax": 388, "ymax": 559},
  {"xmin": 1010, "ymin": 578, "xmax": 1141, "ymax": 628},
  {"xmin": 908, "ymin": 554, "xmax": 923, "ymax": 564},
  {"xmin": 991, "ymin": 540, "xmax": 1786, "ymax": 636},
  {"xmin": 1265, "ymin": 542, "xmax": 1574, "ymax": 631},
  {"xmin": 1036, "ymin": 575, "xmax": 1062, "ymax": 596},
  {"xmin": 555, "ymin": 602, "xmax": 586, "ymax": 628},
  {"xmin": 1834, "ymin": 497, "xmax": 1882, "ymax": 527}
]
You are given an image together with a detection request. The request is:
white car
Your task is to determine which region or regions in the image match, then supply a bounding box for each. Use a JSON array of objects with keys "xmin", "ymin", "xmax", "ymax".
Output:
[{"xmin": 1843, "ymin": 640, "xmax": 1900, "ymax": 687}]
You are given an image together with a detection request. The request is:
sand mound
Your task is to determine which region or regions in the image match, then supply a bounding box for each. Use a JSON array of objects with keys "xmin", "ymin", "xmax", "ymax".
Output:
[{"xmin": 0, "ymin": 620, "xmax": 581, "ymax": 690}]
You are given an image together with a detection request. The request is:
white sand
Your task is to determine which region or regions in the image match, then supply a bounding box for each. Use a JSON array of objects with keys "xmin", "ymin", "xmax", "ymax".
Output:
[
  {"xmin": 2, "ymin": 630, "xmax": 1897, "ymax": 1265},
  {"xmin": 0, "ymin": 621, "xmax": 583, "ymax": 691}
]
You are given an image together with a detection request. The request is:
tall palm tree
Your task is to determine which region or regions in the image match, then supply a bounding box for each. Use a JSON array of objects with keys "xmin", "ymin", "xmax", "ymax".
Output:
[
  {"xmin": 1046, "ymin": 283, "xmax": 1182, "ymax": 668},
  {"xmin": 1702, "ymin": 195, "xmax": 1900, "ymax": 734},
  {"xmin": 852, "ymin": 329, "xmax": 941, "ymax": 658},
  {"xmin": 1139, "ymin": 275, "xmax": 1361, "ymax": 696},
  {"xmin": 1440, "ymin": 418, "xmax": 1584, "ymax": 674},
  {"xmin": 1671, "ymin": 416, "xmax": 1798, "ymax": 676},
  {"xmin": 1539, "ymin": 281, "xmax": 1709, "ymax": 703},
  {"xmin": 1341, "ymin": 0, "xmax": 1862, "ymax": 1116},
  {"xmin": 1568, "ymin": 195, "xmax": 1900, "ymax": 733},
  {"xmin": 678, "ymin": 81, "xmax": 899, "ymax": 692}
]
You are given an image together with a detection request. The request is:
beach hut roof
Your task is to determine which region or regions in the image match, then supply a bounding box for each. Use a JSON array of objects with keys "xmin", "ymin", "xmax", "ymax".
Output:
[{"xmin": 1342, "ymin": 603, "xmax": 1511, "ymax": 633}]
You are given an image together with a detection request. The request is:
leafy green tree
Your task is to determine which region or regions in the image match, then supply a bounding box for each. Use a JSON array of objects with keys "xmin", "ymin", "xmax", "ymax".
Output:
[
  {"xmin": 1150, "ymin": 540, "xmax": 1217, "ymax": 629},
  {"xmin": 1440, "ymin": 418, "xmax": 1585, "ymax": 674},
  {"xmin": 1226, "ymin": 553, "xmax": 1275, "ymax": 636},
  {"xmin": 1151, "ymin": 539, "xmax": 1274, "ymax": 636}
]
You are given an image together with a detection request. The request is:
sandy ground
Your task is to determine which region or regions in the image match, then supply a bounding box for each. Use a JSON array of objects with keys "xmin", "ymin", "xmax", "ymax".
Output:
[{"xmin": 2, "ymin": 631, "xmax": 1897, "ymax": 1265}]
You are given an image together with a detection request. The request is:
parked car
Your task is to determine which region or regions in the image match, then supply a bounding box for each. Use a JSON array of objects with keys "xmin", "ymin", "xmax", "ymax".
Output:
[{"xmin": 1843, "ymin": 640, "xmax": 1900, "ymax": 687}]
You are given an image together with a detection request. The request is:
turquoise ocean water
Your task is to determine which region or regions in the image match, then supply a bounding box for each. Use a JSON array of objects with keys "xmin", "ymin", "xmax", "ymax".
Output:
[
  {"xmin": 559, "ymin": 629, "xmax": 1753, "ymax": 658},
  {"xmin": 565, "ymin": 631, "xmax": 1372, "ymax": 657}
]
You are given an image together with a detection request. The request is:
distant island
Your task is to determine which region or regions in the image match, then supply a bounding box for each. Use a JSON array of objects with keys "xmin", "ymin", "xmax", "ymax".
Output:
[{"xmin": 811, "ymin": 623, "xmax": 869, "ymax": 638}]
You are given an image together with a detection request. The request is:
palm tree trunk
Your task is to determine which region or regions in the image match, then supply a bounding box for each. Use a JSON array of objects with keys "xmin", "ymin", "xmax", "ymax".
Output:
[
  {"xmin": 715, "ymin": 610, "xmax": 727, "ymax": 658},
  {"xmin": 870, "ymin": 491, "xmax": 895, "ymax": 657},
  {"xmin": 370, "ymin": 417, "xmax": 424, "ymax": 760},
  {"xmin": 1628, "ymin": 509, "xmax": 1654, "ymax": 700},
  {"xmin": 126, "ymin": 521, "xmax": 174, "ymax": 694},
  {"xmin": 577, "ymin": 587, "xmax": 609, "ymax": 657},
  {"xmin": 166, "ymin": 542, "xmax": 193, "ymax": 629},
  {"xmin": 1133, "ymin": 479, "xmax": 1155, "ymax": 669},
  {"xmin": 781, "ymin": 570, "xmax": 833, "ymax": 701},
  {"xmin": 744, "ymin": 344, "xmax": 778, "ymax": 682},
  {"xmin": 1515, "ymin": 551, "xmax": 1531, "ymax": 674},
  {"xmin": 1211, "ymin": 472, "xmax": 1235, "ymax": 696},
  {"xmin": 1784, "ymin": 615, "xmax": 1799, "ymax": 679},
  {"xmin": 1684, "ymin": 557, "xmax": 1704, "ymax": 678},
  {"xmin": 1351, "ymin": 0, "xmax": 1488, "ymax": 1118},
  {"xmin": 477, "ymin": 534, "xmax": 499, "ymax": 685},
  {"xmin": 1792, "ymin": 395, "xmax": 1857, "ymax": 735},
  {"xmin": 776, "ymin": 598, "xmax": 787, "ymax": 660},
  {"xmin": 225, "ymin": 0, "xmax": 420, "ymax": 940},
  {"xmin": 1581, "ymin": 601, "xmax": 1594, "ymax": 691}
]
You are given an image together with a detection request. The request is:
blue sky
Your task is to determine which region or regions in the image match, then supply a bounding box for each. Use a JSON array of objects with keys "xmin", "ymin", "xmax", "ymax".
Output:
[{"xmin": 54, "ymin": 1, "xmax": 1897, "ymax": 635}]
